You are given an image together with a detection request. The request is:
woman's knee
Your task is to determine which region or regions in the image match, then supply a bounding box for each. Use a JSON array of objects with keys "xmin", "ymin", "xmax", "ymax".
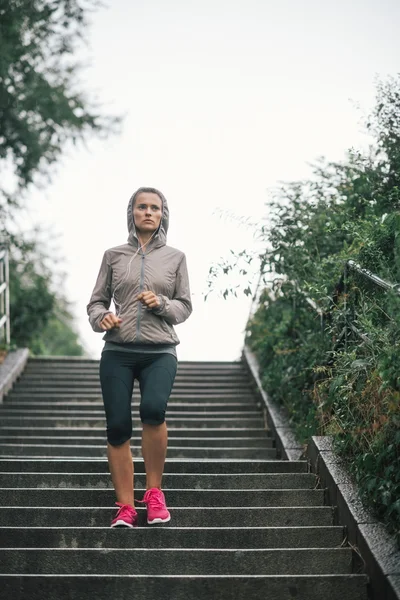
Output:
[
  {"xmin": 140, "ymin": 404, "xmax": 166, "ymax": 425},
  {"xmin": 106, "ymin": 421, "xmax": 132, "ymax": 446}
]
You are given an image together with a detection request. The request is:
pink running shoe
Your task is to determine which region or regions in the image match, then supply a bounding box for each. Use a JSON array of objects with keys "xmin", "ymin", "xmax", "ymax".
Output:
[
  {"xmin": 110, "ymin": 502, "xmax": 138, "ymax": 528},
  {"xmin": 140, "ymin": 488, "xmax": 171, "ymax": 524}
]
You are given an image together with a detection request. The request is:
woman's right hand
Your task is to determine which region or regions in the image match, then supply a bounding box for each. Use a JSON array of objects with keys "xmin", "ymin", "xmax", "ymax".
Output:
[{"xmin": 100, "ymin": 313, "xmax": 122, "ymax": 331}]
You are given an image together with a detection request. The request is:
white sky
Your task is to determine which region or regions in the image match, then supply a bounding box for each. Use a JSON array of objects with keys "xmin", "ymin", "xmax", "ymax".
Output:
[{"xmin": 26, "ymin": 0, "xmax": 399, "ymax": 360}]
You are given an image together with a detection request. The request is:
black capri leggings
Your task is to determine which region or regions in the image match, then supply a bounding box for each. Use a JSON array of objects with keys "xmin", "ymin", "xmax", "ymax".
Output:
[{"xmin": 99, "ymin": 351, "xmax": 178, "ymax": 446}]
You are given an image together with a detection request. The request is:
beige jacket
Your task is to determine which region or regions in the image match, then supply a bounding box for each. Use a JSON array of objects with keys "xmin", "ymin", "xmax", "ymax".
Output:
[{"xmin": 87, "ymin": 188, "xmax": 192, "ymax": 346}]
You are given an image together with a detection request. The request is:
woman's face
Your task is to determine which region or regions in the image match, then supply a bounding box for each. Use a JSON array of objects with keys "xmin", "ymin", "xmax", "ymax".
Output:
[{"xmin": 133, "ymin": 192, "xmax": 163, "ymax": 234}]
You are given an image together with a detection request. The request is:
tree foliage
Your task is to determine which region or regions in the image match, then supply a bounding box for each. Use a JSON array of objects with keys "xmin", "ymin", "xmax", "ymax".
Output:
[
  {"xmin": 8, "ymin": 234, "xmax": 84, "ymax": 355},
  {"xmin": 0, "ymin": 0, "xmax": 119, "ymax": 355},
  {"xmin": 0, "ymin": 0, "xmax": 119, "ymax": 208}
]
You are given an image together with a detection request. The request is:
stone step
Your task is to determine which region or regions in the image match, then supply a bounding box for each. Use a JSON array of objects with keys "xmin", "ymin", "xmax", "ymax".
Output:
[
  {"xmin": 0, "ymin": 488, "xmax": 324, "ymax": 507},
  {"xmin": 9, "ymin": 394, "xmax": 263, "ymax": 410},
  {"xmin": 2, "ymin": 402, "xmax": 260, "ymax": 413},
  {"xmin": 0, "ymin": 427, "xmax": 271, "ymax": 438},
  {"xmin": 23, "ymin": 363, "xmax": 247, "ymax": 371},
  {"xmin": 0, "ymin": 436, "xmax": 274, "ymax": 448},
  {"xmin": 0, "ymin": 459, "xmax": 308, "ymax": 473},
  {"xmin": 15, "ymin": 372, "xmax": 249, "ymax": 380},
  {"xmin": 20, "ymin": 374, "xmax": 250, "ymax": 384},
  {"xmin": 0, "ymin": 473, "xmax": 316, "ymax": 489},
  {"xmin": 22, "ymin": 371, "xmax": 248, "ymax": 380},
  {"xmin": 24, "ymin": 363, "xmax": 246, "ymax": 371},
  {"xmin": 7, "ymin": 392, "xmax": 257, "ymax": 401},
  {"xmin": 0, "ymin": 525, "xmax": 343, "ymax": 548},
  {"xmin": 27, "ymin": 358, "xmax": 243, "ymax": 365},
  {"xmin": 0, "ymin": 548, "xmax": 353, "ymax": 575},
  {"xmin": 11, "ymin": 388, "xmax": 253, "ymax": 398},
  {"xmin": 13, "ymin": 380, "xmax": 251, "ymax": 389},
  {"xmin": 0, "ymin": 444, "xmax": 277, "ymax": 460},
  {"xmin": 27, "ymin": 360, "xmax": 245, "ymax": 370},
  {"xmin": 0, "ymin": 506, "xmax": 334, "ymax": 527},
  {"xmin": 0, "ymin": 417, "xmax": 267, "ymax": 428},
  {"xmin": 0, "ymin": 574, "xmax": 369, "ymax": 600},
  {"xmin": 0, "ymin": 408, "xmax": 262, "ymax": 418}
]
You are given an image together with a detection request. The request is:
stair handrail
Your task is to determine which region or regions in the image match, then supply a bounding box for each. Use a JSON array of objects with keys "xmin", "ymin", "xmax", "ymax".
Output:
[
  {"xmin": 331, "ymin": 260, "xmax": 399, "ymax": 349},
  {"xmin": 246, "ymin": 259, "xmax": 399, "ymax": 347},
  {"xmin": 345, "ymin": 259, "xmax": 400, "ymax": 295},
  {"xmin": 0, "ymin": 245, "xmax": 10, "ymax": 347}
]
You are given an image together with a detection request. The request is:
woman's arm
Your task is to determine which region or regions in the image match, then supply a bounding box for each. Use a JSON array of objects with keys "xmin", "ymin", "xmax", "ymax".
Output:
[
  {"xmin": 153, "ymin": 254, "xmax": 192, "ymax": 325},
  {"xmin": 86, "ymin": 251, "xmax": 113, "ymax": 332}
]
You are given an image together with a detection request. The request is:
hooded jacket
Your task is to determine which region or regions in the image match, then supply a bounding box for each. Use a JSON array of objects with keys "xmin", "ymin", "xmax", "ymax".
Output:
[{"xmin": 87, "ymin": 187, "xmax": 192, "ymax": 346}]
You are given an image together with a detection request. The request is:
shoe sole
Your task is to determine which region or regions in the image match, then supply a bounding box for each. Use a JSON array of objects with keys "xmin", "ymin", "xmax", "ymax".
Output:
[
  {"xmin": 111, "ymin": 520, "xmax": 136, "ymax": 528},
  {"xmin": 147, "ymin": 515, "xmax": 171, "ymax": 525}
]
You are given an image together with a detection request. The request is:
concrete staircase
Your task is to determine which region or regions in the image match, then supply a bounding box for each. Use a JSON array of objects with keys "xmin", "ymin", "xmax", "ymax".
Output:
[{"xmin": 0, "ymin": 357, "xmax": 368, "ymax": 599}]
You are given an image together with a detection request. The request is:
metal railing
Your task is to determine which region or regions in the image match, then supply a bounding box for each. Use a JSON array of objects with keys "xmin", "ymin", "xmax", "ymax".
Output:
[
  {"xmin": 0, "ymin": 246, "xmax": 10, "ymax": 346},
  {"xmin": 246, "ymin": 260, "xmax": 399, "ymax": 350},
  {"xmin": 338, "ymin": 259, "xmax": 399, "ymax": 350},
  {"xmin": 345, "ymin": 259, "xmax": 400, "ymax": 295}
]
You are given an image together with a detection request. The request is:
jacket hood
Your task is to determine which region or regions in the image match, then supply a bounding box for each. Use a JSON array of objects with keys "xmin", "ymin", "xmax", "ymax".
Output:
[{"xmin": 127, "ymin": 187, "xmax": 169, "ymax": 248}]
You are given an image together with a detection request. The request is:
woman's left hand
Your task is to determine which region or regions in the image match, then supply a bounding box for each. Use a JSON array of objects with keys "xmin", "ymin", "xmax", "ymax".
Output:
[{"xmin": 137, "ymin": 291, "xmax": 161, "ymax": 309}]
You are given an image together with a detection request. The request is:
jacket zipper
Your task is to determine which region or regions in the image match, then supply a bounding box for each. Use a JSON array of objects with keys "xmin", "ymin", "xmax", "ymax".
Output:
[{"xmin": 136, "ymin": 252, "xmax": 146, "ymax": 340}]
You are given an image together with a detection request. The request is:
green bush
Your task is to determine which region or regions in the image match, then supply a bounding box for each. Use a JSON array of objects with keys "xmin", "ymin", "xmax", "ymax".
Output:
[
  {"xmin": 245, "ymin": 77, "xmax": 400, "ymax": 544},
  {"xmin": 246, "ymin": 285, "xmax": 328, "ymax": 442},
  {"xmin": 8, "ymin": 236, "xmax": 85, "ymax": 356}
]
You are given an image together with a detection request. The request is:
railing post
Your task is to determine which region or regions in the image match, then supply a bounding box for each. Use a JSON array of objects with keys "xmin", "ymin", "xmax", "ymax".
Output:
[
  {"xmin": 343, "ymin": 261, "xmax": 348, "ymax": 352},
  {"xmin": 5, "ymin": 247, "xmax": 10, "ymax": 346},
  {"xmin": 0, "ymin": 245, "xmax": 10, "ymax": 347}
]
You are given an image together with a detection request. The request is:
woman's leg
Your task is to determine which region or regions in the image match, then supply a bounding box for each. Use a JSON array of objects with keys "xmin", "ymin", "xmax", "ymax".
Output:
[
  {"xmin": 138, "ymin": 354, "xmax": 177, "ymax": 490},
  {"xmin": 107, "ymin": 440, "xmax": 134, "ymax": 506},
  {"xmin": 141, "ymin": 422, "xmax": 168, "ymax": 490},
  {"xmin": 99, "ymin": 351, "xmax": 135, "ymax": 506}
]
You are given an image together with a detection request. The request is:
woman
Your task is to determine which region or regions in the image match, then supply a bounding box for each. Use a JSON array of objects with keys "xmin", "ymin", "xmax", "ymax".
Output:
[{"xmin": 87, "ymin": 187, "xmax": 192, "ymax": 527}]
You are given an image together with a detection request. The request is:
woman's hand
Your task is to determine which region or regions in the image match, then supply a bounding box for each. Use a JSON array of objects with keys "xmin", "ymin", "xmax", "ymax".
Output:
[
  {"xmin": 137, "ymin": 291, "xmax": 161, "ymax": 309},
  {"xmin": 100, "ymin": 313, "xmax": 123, "ymax": 331}
]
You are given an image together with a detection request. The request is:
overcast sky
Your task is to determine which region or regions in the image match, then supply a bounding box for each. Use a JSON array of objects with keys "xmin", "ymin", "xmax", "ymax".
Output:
[{"xmin": 27, "ymin": 0, "xmax": 399, "ymax": 361}]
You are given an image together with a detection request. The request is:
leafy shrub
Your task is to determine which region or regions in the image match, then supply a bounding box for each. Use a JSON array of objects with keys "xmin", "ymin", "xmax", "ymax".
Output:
[{"xmin": 243, "ymin": 77, "xmax": 400, "ymax": 544}]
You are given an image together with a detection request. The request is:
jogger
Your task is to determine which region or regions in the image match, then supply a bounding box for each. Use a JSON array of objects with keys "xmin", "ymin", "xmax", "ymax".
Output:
[{"xmin": 87, "ymin": 187, "xmax": 192, "ymax": 526}]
